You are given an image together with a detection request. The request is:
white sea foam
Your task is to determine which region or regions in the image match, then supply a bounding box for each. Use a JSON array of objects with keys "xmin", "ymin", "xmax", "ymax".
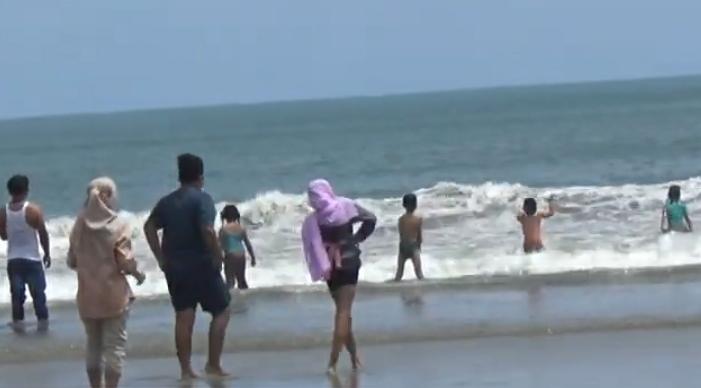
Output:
[{"xmin": 1, "ymin": 178, "xmax": 701, "ymax": 302}]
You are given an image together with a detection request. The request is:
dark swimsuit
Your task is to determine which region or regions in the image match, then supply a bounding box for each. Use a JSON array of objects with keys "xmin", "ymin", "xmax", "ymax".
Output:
[{"xmin": 320, "ymin": 206, "xmax": 376, "ymax": 292}]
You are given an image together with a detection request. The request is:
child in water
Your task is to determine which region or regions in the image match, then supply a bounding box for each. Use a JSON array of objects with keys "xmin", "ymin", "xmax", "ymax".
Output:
[
  {"xmin": 517, "ymin": 197, "xmax": 556, "ymax": 253},
  {"xmin": 219, "ymin": 205, "xmax": 257, "ymax": 289},
  {"xmin": 394, "ymin": 193, "xmax": 425, "ymax": 281},
  {"xmin": 661, "ymin": 185, "xmax": 693, "ymax": 233}
]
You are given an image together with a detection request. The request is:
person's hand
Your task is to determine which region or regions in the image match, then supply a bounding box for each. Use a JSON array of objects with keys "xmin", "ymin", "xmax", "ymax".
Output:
[
  {"xmin": 43, "ymin": 255, "xmax": 52, "ymax": 269},
  {"xmin": 213, "ymin": 256, "xmax": 223, "ymax": 272},
  {"xmin": 115, "ymin": 235, "xmax": 129, "ymax": 248},
  {"xmin": 134, "ymin": 271, "xmax": 146, "ymax": 286},
  {"xmin": 251, "ymin": 258, "xmax": 257, "ymax": 268}
]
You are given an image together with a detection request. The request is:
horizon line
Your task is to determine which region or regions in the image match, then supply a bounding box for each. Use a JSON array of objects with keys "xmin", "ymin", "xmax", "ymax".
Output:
[{"xmin": 2, "ymin": 72, "xmax": 700, "ymax": 123}]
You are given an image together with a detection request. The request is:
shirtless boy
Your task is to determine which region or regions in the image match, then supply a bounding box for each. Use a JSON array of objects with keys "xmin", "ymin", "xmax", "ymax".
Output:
[
  {"xmin": 517, "ymin": 197, "xmax": 555, "ymax": 253},
  {"xmin": 394, "ymin": 194, "xmax": 424, "ymax": 281}
]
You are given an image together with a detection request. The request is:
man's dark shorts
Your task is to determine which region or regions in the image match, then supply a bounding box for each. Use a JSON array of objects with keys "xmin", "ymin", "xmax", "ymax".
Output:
[{"xmin": 165, "ymin": 261, "xmax": 230, "ymax": 316}]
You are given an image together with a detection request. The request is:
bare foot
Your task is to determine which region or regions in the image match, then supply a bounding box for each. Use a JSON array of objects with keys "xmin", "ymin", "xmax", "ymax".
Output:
[
  {"xmin": 204, "ymin": 364, "xmax": 231, "ymax": 378},
  {"xmin": 327, "ymin": 368, "xmax": 342, "ymax": 388},
  {"xmin": 180, "ymin": 368, "xmax": 199, "ymax": 381},
  {"xmin": 326, "ymin": 365, "xmax": 338, "ymax": 376}
]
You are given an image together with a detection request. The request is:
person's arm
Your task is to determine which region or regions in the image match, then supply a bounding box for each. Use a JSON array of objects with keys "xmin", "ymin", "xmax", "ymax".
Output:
[
  {"xmin": 352, "ymin": 204, "xmax": 377, "ymax": 243},
  {"xmin": 114, "ymin": 232, "xmax": 145, "ymax": 285},
  {"xmin": 218, "ymin": 228, "xmax": 225, "ymax": 249},
  {"xmin": 417, "ymin": 217, "xmax": 423, "ymax": 250},
  {"xmin": 685, "ymin": 205, "xmax": 693, "ymax": 232},
  {"xmin": 143, "ymin": 207, "xmax": 166, "ymax": 270},
  {"xmin": 27, "ymin": 204, "xmax": 51, "ymax": 268},
  {"xmin": 0, "ymin": 208, "xmax": 6, "ymax": 241},
  {"xmin": 67, "ymin": 221, "xmax": 81, "ymax": 270},
  {"xmin": 199, "ymin": 194, "xmax": 224, "ymax": 269},
  {"xmin": 661, "ymin": 207, "xmax": 669, "ymax": 233},
  {"xmin": 540, "ymin": 200, "xmax": 556, "ymax": 219},
  {"xmin": 67, "ymin": 245, "xmax": 77, "ymax": 270},
  {"xmin": 243, "ymin": 230, "xmax": 257, "ymax": 267}
]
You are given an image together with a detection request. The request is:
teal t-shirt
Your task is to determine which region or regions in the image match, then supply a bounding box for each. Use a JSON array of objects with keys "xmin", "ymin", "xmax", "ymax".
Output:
[{"xmin": 151, "ymin": 186, "xmax": 216, "ymax": 265}]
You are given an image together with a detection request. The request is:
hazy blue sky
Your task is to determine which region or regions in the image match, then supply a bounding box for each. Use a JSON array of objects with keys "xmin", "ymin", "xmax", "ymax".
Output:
[{"xmin": 2, "ymin": 0, "xmax": 700, "ymax": 118}]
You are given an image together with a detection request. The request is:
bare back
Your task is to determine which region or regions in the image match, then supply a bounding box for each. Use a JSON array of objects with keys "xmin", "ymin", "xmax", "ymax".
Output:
[
  {"xmin": 518, "ymin": 214, "xmax": 544, "ymax": 247},
  {"xmin": 398, "ymin": 213, "xmax": 422, "ymax": 244},
  {"xmin": 221, "ymin": 222, "xmax": 244, "ymax": 236}
]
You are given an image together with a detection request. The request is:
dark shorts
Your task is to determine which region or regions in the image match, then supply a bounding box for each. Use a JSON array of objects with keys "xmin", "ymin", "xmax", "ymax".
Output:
[
  {"xmin": 523, "ymin": 242, "xmax": 544, "ymax": 254},
  {"xmin": 165, "ymin": 262, "xmax": 230, "ymax": 315},
  {"xmin": 327, "ymin": 266, "xmax": 360, "ymax": 293},
  {"xmin": 399, "ymin": 241, "xmax": 419, "ymax": 259}
]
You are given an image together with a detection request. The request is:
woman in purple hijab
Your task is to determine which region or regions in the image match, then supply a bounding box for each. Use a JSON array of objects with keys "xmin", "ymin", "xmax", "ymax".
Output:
[{"xmin": 302, "ymin": 179, "xmax": 376, "ymax": 374}]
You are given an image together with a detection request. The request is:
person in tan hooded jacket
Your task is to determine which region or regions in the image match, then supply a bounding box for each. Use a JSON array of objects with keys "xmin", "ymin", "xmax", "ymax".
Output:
[{"xmin": 67, "ymin": 177, "xmax": 145, "ymax": 388}]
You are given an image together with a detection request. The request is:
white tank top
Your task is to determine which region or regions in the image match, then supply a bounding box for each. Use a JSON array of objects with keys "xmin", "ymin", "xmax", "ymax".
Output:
[{"xmin": 6, "ymin": 202, "xmax": 41, "ymax": 262}]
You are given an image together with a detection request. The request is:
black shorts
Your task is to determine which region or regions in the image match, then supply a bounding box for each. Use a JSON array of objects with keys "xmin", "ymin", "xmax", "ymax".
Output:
[
  {"xmin": 327, "ymin": 266, "xmax": 360, "ymax": 293},
  {"xmin": 165, "ymin": 263, "xmax": 230, "ymax": 315}
]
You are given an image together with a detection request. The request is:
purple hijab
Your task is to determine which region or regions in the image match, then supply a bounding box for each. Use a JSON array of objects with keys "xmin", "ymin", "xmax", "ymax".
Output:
[{"xmin": 301, "ymin": 179, "xmax": 358, "ymax": 281}]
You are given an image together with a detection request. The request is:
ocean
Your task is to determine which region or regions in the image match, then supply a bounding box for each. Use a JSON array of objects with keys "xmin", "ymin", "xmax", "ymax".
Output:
[{"xmin": 1, "ymin": 75, "xmax": 701, "ymax": 303}]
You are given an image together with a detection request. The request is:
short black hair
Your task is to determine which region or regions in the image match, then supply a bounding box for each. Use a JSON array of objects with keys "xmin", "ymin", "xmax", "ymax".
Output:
[
  {"xmin": 178, "ymin": 153, "xmax": 204, "ymax": 184},
  {"xmin": 668, "ymin": 185, "xmax": 682, "ymax": 202},
  {"xmin": 221, "ymin": 204, "xmax": 241, "ymax": 223},
  {"xmin": 7, "ymin": 175, "xmax": 29, "ymax": 196},
  {"xmin": 403, "ymin": 193, "xmax": 418, "ymax": 212},
  {"xmin": 523, "ymin": 198, "xmax": 537, "ymax": 216}
]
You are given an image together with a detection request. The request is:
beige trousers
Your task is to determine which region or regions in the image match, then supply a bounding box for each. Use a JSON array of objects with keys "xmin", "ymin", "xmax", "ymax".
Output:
[{"xmin": 82, "ymin": 311, "xmax": 129, "ymax": 373}]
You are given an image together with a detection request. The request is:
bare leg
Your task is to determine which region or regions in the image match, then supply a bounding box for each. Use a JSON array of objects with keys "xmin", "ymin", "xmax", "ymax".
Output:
[
  {"xmin": 104, "ymin": 368, "xmax": 121, "ymax": 388},
  {"xmin": 87, "ymin": 367, "xmax": 102, "ymax": 388},
  {"xmin": 205, "ymin": 308, "xmax": 231, "ymax": 377},
  {"xmin": 346, "ymin": 317, "xmax": 361, "ymax": 369},
  {"xmin": 175, "ymin": 309, "xmax": 198, "ymax": 380},
  {"xmin": 86, "ymin": 367, "xmax": 102, "ymax": 388},
  {"xmin": 411, "ymin": 251, "xmax": 424, "ymax": 280},
  {"xmin": 328, "ymin": 286, "xmax": 356, "ymax": 373},
  {"xmin": 224, "ymin": 256, "xmax": 236, "ymax": 289},
  {"xmin": 234, "ymin": 257, "xmax": 248, "ymax": 290},
  {"xmin": 393, "ymin": 253, "xmax": 406, "ymax": 282}
]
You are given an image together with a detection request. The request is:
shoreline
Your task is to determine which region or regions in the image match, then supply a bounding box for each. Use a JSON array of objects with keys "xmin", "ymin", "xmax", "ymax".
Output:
[
  {"xmin": 2, "ymin": 327, "xmax": 701, "ymax": 388},
  {"xmin": 4, "ymin": 260, "xmax": 701, "ymax": 310},
  {"xmin": 4, "ymin": 274, "xmax": 701, "ymax": 363}
]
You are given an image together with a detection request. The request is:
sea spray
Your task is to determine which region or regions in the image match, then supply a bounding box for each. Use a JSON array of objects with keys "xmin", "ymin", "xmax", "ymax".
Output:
[{"xmin": 1, "ymin": 178, "xmax": 700, "ymax": 303}]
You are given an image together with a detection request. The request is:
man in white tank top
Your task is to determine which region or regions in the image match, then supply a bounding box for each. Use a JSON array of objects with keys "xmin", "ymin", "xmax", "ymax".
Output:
[{"xmin": 0, "ymin": 175, "xmax": 51, "ymax": 329}]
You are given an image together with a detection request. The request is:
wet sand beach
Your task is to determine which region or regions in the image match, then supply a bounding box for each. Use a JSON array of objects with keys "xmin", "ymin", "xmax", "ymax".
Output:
[
  {"xmin": 3, "ymin": 269, "xmax": 701, "ymax": 387},
  {"xmin": 2, "ymin": 327, "xmax": 701, "ymax": 388}
]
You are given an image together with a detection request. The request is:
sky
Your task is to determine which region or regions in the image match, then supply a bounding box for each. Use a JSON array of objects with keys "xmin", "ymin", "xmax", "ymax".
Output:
[{"xmin": 1, "ymin": 0, "xmax": 701, "ymax": 119}]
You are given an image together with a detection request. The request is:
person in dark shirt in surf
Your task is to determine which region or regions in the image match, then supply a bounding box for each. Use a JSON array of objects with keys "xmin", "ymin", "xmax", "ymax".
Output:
[{"xmin": 143, "ymin": 154, "xmax": 231, "ymax": 380}]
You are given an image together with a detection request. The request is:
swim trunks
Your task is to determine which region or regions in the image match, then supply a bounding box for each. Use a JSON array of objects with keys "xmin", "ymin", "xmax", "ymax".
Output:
[{"xmin": 399, "ymin": 241, "xmax": 419, "ymax": 259}]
